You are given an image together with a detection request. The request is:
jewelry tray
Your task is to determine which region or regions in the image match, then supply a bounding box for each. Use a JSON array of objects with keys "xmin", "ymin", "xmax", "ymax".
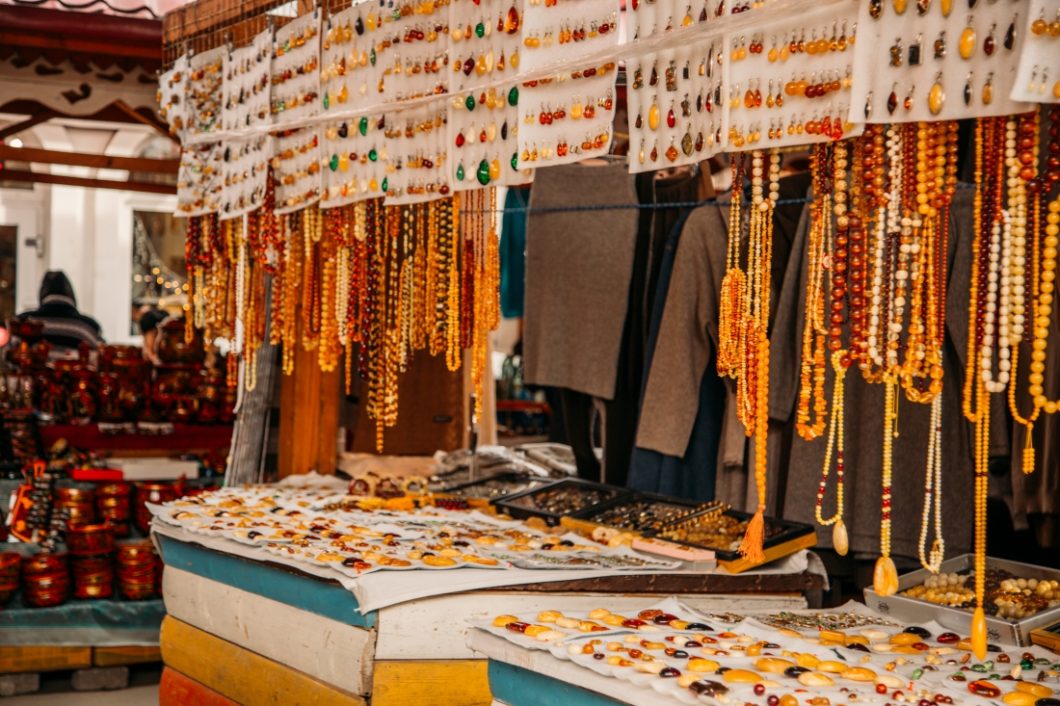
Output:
[
  {"xmin": 564, "ymin": 491, "xmax": 708, "ymax": 535},
  {"xmin": 493, "ymin": 478, "xmax": 632, "ymax": 526},
  {"xmin": 864, "ymin": 554, "xmax": 1060, "ymax": 646},
  {"xmin": 650, "ymin": 506, "xmax": 817, "ymax": 572},
  {"xmin": 436, "ymin": 472, "xmax": 555, "ymax": 502}
]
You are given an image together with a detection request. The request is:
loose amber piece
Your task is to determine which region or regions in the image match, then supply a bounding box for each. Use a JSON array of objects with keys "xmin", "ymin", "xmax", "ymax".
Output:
[
  {"xmin": 721, "ymin": 670, "xmax": 763, "ymax": 684},
  {"xmin": 969, "ymin": 680, "xmax": 1001, "ymax": 698}
]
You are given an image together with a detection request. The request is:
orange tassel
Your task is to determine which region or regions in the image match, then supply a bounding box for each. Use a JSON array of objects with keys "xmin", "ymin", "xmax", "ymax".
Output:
[{"xmin": 739, "ymin": 506, "xmax": 766, "ymax": 563}]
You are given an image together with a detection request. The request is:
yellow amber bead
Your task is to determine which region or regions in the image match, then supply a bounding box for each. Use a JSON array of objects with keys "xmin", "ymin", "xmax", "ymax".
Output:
[
  {"xmin": 648, "ymin": 103, "xmax": 661, "ymax": 130},
  {"xmin": 892, "ymin": 0, "xmax": 907, "ymax": 13}
]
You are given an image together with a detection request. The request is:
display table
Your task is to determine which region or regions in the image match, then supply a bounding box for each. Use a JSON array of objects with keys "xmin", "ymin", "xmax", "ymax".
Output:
[{"xmin": 155, "ymin": 532, "xmax": 826, "ymax": 706}]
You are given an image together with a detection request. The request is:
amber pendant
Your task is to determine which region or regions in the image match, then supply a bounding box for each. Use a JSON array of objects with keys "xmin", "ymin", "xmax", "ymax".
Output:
[
  {"xmin": 681, "ymin": 131, "xmax": 694, "ymax": 156},
  {"xmin": 694, "ymin": 132, "xmax": 704, "ymax": 152},
  {"xmin": 917, "ymin": 0, "xmax": 930, "ymax": 14},
  {"xmin": 934, "ymin": 31, "xmax": 947, "ymax": 58},
  {"xmin": 928, "ymin": 74, "xmax": 945, "ymax": 115},
  {"xmin": 1004, "ymin": 20, "xmax": 1015, "ymax": 50},
  {"xmin": 832, "ymin": 520, "xmax": 849, "ymax": 557},
  {"xmin": 869, "ymin": 0, "xmax": 882, "ymax": 19},
  {"xmin": 904, "ymin": 86, "xmax": 915, "ymax": 111},
  {"xmin": 983, "ymin": 23, "xmax": 996, "ymax": 55},
  {"xmin": 887, "ymin": 85, "xmax": 899, "ymax": 114},
  {"xmin": 963, "ymin": 73, "xmax": 974, "ymax": 105},
  {"xmin": 890, "ymin": 38, "xmax": 904, "ymax": 66},
  {"xmin": 650, "ymin": 143, "xmax": 658, "ymax": 161},
  {"xmin": 893, "ymin": 0, "xmax": 907, "ymax": 14},
  {"xmin": 665, "ymin": 143, "xmax": 679, "ymax": 162},
  {"xmin": 909, "ymin": 37, "xmax": 922, "ymax": 64},
  {"xmin": 648, "ymin": 102, "xmax": 661, "ymax": 130},
  {"xmin": 864, "ymin": 92, "xmax": 873, "ymax": 119},
  {"xmin": 982, "ymin": 73, "xmax": 994, "ymax": 104},
  {"xmin": 958, "ymin": 23, "xmax": 976, "ymax": 59},
  {"xmin": 873, "ymin": 556, "xmax": 899, "ymax": 596}
]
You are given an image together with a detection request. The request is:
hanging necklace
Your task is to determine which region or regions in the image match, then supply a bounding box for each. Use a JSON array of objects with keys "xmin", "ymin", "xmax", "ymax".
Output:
[
  {"xmin": 723, "ymin": 149, "xmax": 780, "ymax": 564},
  {"xmin": 796, "ymin": 144, "xmax": 833, "ymax": 441}
]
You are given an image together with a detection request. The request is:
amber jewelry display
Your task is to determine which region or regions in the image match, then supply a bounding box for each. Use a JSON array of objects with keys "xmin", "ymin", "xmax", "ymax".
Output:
[
  {"xmin": 627, "ymin": 42, "xmax": 726, "ymax": 173},
  {"xmin": 224, "ymin": 29, "xmax": 272, "ymax": 132},
  {"xmin": 158, "ymin": 54, "xmax": 189, "ymax": 138},
  {"xmin": 518, "ymin": 63, "xmax": 617, "ymax": 167},
  {"xmin": 852, "ymin": 0, "xmax": 1033, "ymax": 121},
  {"xmin": 187, "ymin": 46, "xmax": 225, "ymax": 138},
  {"xmin": 271, "ymin": 11, "xmax": 322, "ymax": 125},
  {"xmin": 1011, "ymin": 1, "xmax": 1060, "ymax": 101},
  {"xmin": 727, "ymin": 12, "xmax": 861, "ymax": 151},
  {"xmin": 273, "ymin": 127, "xmax": 323, "ymax": 213},
  {"xmin": 177, "ymin": 143, "xmax": 224, "ymax": 217},
  {"xmin": 320, "ymin": 113, "xmax": 388, "ymax": 208}
]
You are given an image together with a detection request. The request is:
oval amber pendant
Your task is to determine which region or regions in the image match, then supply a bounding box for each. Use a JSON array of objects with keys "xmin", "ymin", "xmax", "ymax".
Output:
[
  {"xmin": 893, "ymin": 0, "xmax": 907, "ymax": 13},
  {"xmin": 832, "ymin": 520, "xmax": 849, "ymax": 556},
  {"xmin": 959, "ymin": 26, "xmax": 976, "ymax": 59},
  {"xmin": 940, "ymin": 0, "xmax": 952, "ymax": 14},
  {"xmin": 489, "ymin": 159, "xmax": 501, "ymax": 180},
  {"xmin": 983, "ymin": 78, "xmax": 993, "ymax": 104},
  {"xmin": 648, "ymin": 102, "xmax": 661, "ymax": 130},
  {"xmin": 873, "ymin": 556, "xmax": 899, "ymax": 596},
  {"xmin": 928, "ymin": 80, "xmax": 945, "ymax": 115},
  {"xmin": 970, "ymin": 607, "xmax": 987, "ymax": 659}
]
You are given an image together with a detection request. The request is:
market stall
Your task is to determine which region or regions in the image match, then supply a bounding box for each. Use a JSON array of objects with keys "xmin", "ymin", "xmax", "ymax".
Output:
[{"xmin": 69, "ymin": 0, "xmax": 1060, "ymax": 699}]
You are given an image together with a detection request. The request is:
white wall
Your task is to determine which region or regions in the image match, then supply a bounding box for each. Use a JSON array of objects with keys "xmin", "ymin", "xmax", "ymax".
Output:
[{"xmin": 0, "ymin": 121, "xmax": 172, "ymax": 343}]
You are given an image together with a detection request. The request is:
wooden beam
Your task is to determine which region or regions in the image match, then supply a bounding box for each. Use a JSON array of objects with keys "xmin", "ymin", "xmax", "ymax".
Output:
[
  {"xmin": 0, "ymin": 146, "xmax": 178, "ymax": 174},
  {"xmin": 0, "ymin": 169, "xmax": 174, "ymax": 195},
  {"xmin": 0, "ymin": 31, "xmax": 160, "ymax": 62},
  {"xmin": 0, "ymin": 111, "xmax": 57, "ymax": 141},
  {"xmin": 112, "ymin": 101, "xmax": 178, "ymax": 143}
]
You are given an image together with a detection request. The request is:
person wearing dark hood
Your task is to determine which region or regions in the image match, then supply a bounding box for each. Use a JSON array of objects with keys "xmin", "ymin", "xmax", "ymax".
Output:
[{"xmin": 17, "ymin": 270, "xmax": 104, "ymax": 352}]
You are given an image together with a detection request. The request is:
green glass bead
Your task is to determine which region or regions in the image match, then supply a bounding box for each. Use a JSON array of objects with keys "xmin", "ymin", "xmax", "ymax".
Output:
[
  {"xmin": 988, "ymin": 674, "xmax": 1001, "ymax": 680},
  {"xmin": 370, "ymin": 48, "xmax": 376, "ymax": 66},
  {"xmin": 381, "ymin": 177, "xmax": 388, "ymax": 192},
  {"xmin": 982, "ymin": 661, "xmax": 994, "ymax": 671},
  {"xmin": 510, "ymin": 152, "xmax": 518, "ymax": 170},
  {"xmin": 971, "ymin": 664, "xmax": 987, "ymax": 673},
  {"xmin": 329, "ymin": 154, "xmax": 339, "ymax": 171},
  {"xmin": 465, "ymin": 95, "xmax": 476, "ymax": 111},
  {"xmin": 359, "ymin": 117, "xmax": 369, "ymax": 136},
  {"xmin": 283, "ymin": 40, "xmax": 291, "ymax": 52},
  {"xmin": 1020, "ymin": 660, "xmax": 1034, "ymax": 670},
  {"xmin": 476, "ymin": 159, "xmax": 491, "ymax": 185},
  {"xmin": 475, "ymin": 21, "xmax": 485, "ymax": 37},
  {"xmin": 368, "ymin": 149, "xmax": 378, "ymax": 162},
  {"xmin": 323, "ymin": 92, "xmax": 330, "ymax": 109},
  {"xmin": 507, "ymin": 86, "xmax": 519, "ymax": 106},
  {"xmin": 911, "ymin": 669, "xmax": 923, "ymax": 680},
  {"xmin": 456, "ymin": 163, "xmax": 465, "ymax": 181}
]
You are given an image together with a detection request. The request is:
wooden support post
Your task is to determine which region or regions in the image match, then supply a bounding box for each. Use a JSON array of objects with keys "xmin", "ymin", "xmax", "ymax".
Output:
[{"xmin": 278, "ymin": 343, "xmax": 340, "ymax": 477}]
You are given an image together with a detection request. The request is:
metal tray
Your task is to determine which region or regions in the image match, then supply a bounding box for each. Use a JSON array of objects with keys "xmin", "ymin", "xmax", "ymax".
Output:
[
  {"xmin": 652, "ymin": 506, "xmax": 816, "ymax": 562},
  {"xmin": 570, "ymin": 491, "xmax": 708, "ymax": 534},
  {"xmin": 493, "ymin": 478, "xmax": 632, "ymax": 526},
  {"xmin": 439, "ymin": 472, "xmax": 553, "ymax": 501},
  {"xmin": 863, "ymin": 554, "xmax": 1060, "ymax": 646}
]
